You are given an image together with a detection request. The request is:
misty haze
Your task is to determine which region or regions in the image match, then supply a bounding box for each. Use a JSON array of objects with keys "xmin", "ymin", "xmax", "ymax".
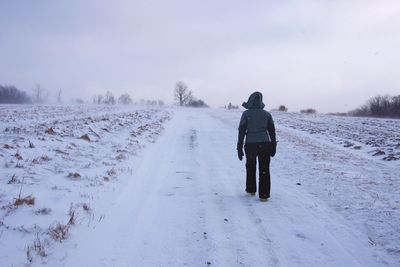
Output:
[{"xmin": 1, "ymin": 1, "xmax": 400, "ymax": 267}]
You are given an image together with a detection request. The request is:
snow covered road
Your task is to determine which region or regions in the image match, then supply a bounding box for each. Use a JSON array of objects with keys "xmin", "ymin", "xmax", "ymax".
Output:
[{"xmin": 47, "ymin": 108, "xmax": 397, "ymax": 267}]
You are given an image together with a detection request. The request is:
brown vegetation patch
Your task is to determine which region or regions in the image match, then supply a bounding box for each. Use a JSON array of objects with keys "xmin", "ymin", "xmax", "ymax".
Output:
[
  {"xmin": 45, "ymin": 127, "xmax": 55, "ymax": 135},
  {"xmin": 7, "ymin": 174, "xmax": 18, "ymax": 184},
  {"xmin": 28, "ymin": 140, "xmax": 35, "ymax": 148},
  {"xmin": 26, "ymin": 233, "xmax": 48, "ymax": 262},
  {"xmin": 32, "ymin": 155, "xmax": 51, "ymax": 164},
  {"xmin": 14, "ymin": 195, "xmax": 35, "ymax": 206},
  {"xmin": 67, "ymin": 172, "xmax": 81, "ymax": 179},
  {"xmin": 48, "ymin": 205, "xmax": 76, "ymax": 242},
  {"xmin": 48, "ymin": 222, "xmax": 69, "ymax": 242},
  {"xmin": 14, "ymin": 152, "xmax": 23, "ymax": 160}
]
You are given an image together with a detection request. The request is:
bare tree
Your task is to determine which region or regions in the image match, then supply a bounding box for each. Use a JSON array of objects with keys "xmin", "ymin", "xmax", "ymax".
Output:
[
  {"xmin": 93, "ymin": 94, "xmax": 103, "ymax": 104},
  {"xmin": 103, "ymin": 91, "xmax": 116, "ymax": 105},
  {"xmin": 33, "ymin": 84, "xmax": 42, "ymax": 103},
  {"xmin": 185, "ymin": 90, "xmax": 193, "ymax": 104},
  {"xmin": 392, "ymin": 95, "xmax": 400, "ymax": 117},
  {"xmin": 32, "ymin": 84, "xmax": 48, "ymax": 103},
  {"xmin": 57, "ymin": 89, "xmax": 62, "ymax": 103},
  {"xmin": 368, "ymin": 95, "xmax": 391, "ymax": 117},
  {"xmin": 349, "ymin": 94, "xmax": 400, "ymax": 118},
  {"xmin": 174, "ymin": 81, "xmax": 192, "ymax": 106},
  {"xmin": 118, "ymin": 93, "xmax": 133, "ymax": 105}
]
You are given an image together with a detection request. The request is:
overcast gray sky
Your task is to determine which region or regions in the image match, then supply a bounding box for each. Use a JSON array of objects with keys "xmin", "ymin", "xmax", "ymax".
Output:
[{"xmin": 1, "ymin": 0, "xmax": 400, "ymax": 112}]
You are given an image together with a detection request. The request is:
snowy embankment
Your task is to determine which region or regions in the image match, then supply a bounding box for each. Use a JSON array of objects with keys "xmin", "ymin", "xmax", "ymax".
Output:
[{"xmin": 0, "ymin": 105, "xmax": 171, "ymax": 266}]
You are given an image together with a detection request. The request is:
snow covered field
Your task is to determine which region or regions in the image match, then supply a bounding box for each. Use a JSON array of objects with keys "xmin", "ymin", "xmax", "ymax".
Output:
[
  {"xmin": 0, "ymin": 105, "xmax": 170, "ymax": 266},
  {"xmin": 1, "ymin": 105, "xmax": 399, "ymax": 266},
  {"xmin": 274, "ymin": 112, "xmax": 400, "ymax": 161}
]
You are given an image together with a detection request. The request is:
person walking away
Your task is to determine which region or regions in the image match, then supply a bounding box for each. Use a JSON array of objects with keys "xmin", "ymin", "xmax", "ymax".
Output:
[{"xmin": 237, "ymin": 92, "xmax": 276, "ymax": 201}]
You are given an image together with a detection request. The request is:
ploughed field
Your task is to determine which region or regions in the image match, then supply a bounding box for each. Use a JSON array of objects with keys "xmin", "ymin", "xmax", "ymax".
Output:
[{"xmin": 273, "ymin": 112, "xmax": 400, "ymax": 161}]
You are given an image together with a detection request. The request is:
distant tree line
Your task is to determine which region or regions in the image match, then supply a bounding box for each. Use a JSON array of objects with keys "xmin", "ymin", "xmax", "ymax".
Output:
[
  {"xmin": 0, "ymin": 83, "xmax": 62, "ymax": 104},
  {"xmin": 173, "ymin": 81, "xmax": 208, "ymax": 107},
  {"xmin": 138, "ymin": 99, "xmax": 164, "ymax": 106},
  {"xmin": 93, "ymin": 91, "xmax": 133, "ymax": 105},
  {"xmin": 1, "ymin": 84, "xmax": 166, "ymax": 106},
  {"xmin": 0, "ymin": 85, "xmax": 32, "ymax": 104},
  {"xmin": 349, "ymin": 94, "xmax": 400, "ymax": 118},
  {"xmin": 93, "ymin": 91, "xmax": 165, "ymax": 106}
]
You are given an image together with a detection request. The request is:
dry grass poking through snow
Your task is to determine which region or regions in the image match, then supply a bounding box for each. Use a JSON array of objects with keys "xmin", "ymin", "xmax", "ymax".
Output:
[{"xmin": 0, "ymin": 105, "xmax": 171, "ymax": 265}]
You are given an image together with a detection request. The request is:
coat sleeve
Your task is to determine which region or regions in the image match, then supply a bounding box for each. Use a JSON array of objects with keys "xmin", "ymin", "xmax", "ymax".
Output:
[
  {"xmin": 267, "ymin": 115, "xmax": 276, "ymax": 143},
  {"xmin": 238, "ymin": 112, "xmax": 247, "ymax": 145}
]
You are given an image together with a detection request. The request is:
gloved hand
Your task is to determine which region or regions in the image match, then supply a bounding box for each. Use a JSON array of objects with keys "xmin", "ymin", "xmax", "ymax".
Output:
[
  {"xmin": 270, "ymin": 141, "xmax": 277, "ymax": 157},
  {"xmin": 237, "ymin": 143, "xmax": 244, "ymax": 161}
]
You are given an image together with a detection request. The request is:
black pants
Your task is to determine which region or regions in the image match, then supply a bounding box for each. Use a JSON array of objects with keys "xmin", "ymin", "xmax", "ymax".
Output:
[{"xmin": 244, "ymin": 142, "xmax": 271, "ymax": 198}]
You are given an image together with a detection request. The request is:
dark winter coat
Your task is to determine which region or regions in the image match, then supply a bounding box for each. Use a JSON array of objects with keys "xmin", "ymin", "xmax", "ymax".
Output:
[{"xmin": 238, "ymin": 92, "xmax": 276, "ymax": 144}]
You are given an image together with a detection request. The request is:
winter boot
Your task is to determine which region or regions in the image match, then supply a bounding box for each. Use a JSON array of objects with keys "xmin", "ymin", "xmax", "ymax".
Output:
[{"xmin": 246, "ymin": 190, "xmax": 256, "ymax": 196}]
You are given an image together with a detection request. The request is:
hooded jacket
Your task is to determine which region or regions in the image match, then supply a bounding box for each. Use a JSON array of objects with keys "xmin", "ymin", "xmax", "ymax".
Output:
[{"xmin": 238, "ymin": 92, "xmax": 276, "ymax": 144}]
